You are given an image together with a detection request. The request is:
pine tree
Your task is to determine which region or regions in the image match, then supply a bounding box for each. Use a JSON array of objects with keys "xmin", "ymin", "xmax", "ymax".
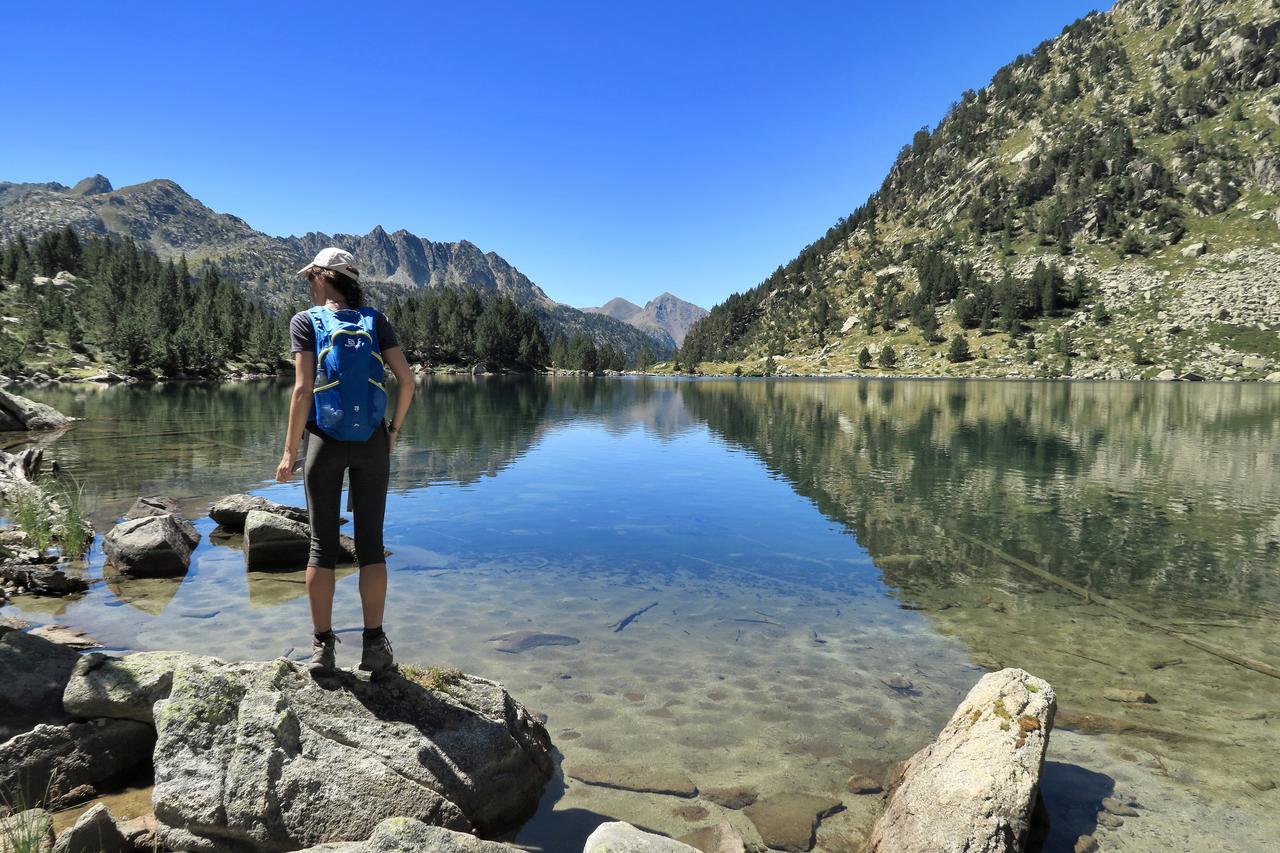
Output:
[
  {"xmin": 947, "ymin": 335, "xmax": 971, "ymax": 363},
  {"xmin": 858, "ymin": 347, "xmax": 872, "ymax": 369},
  {"xmin": 635, "ymin": 345, "xmax": 655, "ymax": 371},
  {"xmin": 878, "ymin": 345, "xmax": 897, "ymax": 369}
]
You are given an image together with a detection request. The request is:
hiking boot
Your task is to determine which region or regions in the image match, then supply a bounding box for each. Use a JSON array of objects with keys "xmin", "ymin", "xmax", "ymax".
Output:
[
  {"xmin": 309, "ymin": 631, "xmax": 340, "ymax": 674},
  {"xmin": 360, "ymin": 631, "xmax": 396, "ymax": 678}
]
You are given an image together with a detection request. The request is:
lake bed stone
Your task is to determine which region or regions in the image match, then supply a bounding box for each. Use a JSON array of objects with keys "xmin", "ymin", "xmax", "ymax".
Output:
[
  {"xmin": 568, "ymin": 763, "xmax": 698, "ymax": 797},
  {"xmin": 702, "ymin": 785, "xmax": 758, "ymax": 809},
  {"xmin": 742, "ymin": 793, "xmax": 844, "ymax": 852}
]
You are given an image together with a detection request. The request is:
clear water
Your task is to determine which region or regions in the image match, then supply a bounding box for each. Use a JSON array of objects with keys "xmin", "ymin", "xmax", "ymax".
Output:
[{"xmin": 5, "ymin": 377, "xmax": 1279, "ymax": 852}]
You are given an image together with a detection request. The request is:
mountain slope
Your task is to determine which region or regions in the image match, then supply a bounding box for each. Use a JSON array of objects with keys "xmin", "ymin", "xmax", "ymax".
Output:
[
  {"xmin": 682, "ymin": 0, "xmax": 1280, "ymax": 380},
  {"xmin": 0, "ymin": 176, "xmax": 670, "ymax": 359},
  {"xmin": 585, "ymin": 292, "xmax": 709, "ymax": 348}
]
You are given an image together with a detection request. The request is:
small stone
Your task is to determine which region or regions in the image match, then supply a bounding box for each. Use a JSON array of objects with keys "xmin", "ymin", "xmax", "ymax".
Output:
[
  {"xmin": 673, "ymin": 804, "xmax": 709, "ymax": 821},
  {"xmin": 702, "ymin": 785, "xmax": 758, "ymax": 810},
  {"xmin": 1096, "ymin": 811, "xmax": 1124, "ymax": 829},
  {"xmin": 1074, "ymin": 835, "xmax": 1099, "ymax": 853},
  {"xmin": 1101, "ymin": 796, "xmax": 1139, "ymax": 817},
  {"xmin": 846, "ymin": 775, "xmax": 882, "ymax": 795},
  {"xmin": 1247, "ymin": 778, "xmax": 1276, "ymax": 792},
  {"xmin": 1103, "ymin": 688, "xmax": 1155, "ymax": 704}
]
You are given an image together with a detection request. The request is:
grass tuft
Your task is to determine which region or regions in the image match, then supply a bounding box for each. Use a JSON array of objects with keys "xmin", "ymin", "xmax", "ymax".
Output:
[{"xmin": 399, "ymin": 664, "xmax": 464, "ymax": 692}]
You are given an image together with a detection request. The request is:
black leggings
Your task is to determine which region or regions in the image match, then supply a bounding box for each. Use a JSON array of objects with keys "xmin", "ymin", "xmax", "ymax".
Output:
[{"xmin": 303, "ymin": 422, "xmax": 389, "ymax": 569}]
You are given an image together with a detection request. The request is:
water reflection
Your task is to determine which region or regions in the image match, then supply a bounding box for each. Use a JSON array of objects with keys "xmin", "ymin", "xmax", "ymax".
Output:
[{"xmin": 5, "ymin": 377, "xmax": 1279, "ymax": 850}]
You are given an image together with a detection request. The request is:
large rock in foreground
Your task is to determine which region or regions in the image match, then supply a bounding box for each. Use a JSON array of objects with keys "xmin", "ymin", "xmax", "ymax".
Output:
[
  {"xmin": 149, "ymin": 654, "xmax": 553, "ymax": 852},
  {"xmin": 866, "ymin": 668, "xmax": 1056, "ymax": 853},
  {"xmin": 0, "ymin": 387, "xmax": 71, "ymax": 431},
  {"xmin": 63, "ymin": 650, "xmax": 197, "ymax": 724},
  {"xmin": 296, "ymin": 816, "xmax": 519, "ymax": 851}
]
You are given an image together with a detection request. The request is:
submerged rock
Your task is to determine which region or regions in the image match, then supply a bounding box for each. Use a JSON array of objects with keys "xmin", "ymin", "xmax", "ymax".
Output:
[
  {"xmin": 742, "ymin": 793, "xmax": 843, "ymax": 853},
  {"xmin": 147, "ymin": 654, "xmax": 553, "ymax": 852},
  {"xmin": 567, "ymin": 763, "xmax": 697, "ymax": 797},
  {"xmin": 866, "ymin": 668, "xmax": 1056, "ymax": 853},
  {"xmin": 0, "ymin": 719, "xmax": 155, "ymax": 810},
  {"xmin": 102, "ymin": 514, "xmax": 195, "ymax": 576},
  {"xmin": 1103, "ymin": 688, "xmax": 1155, "ymax": 704},
  {"xmin": 677, "ymin": 822, "xmax": 748, "ymax": 853},
  {"xmin": 487, "ymin": 630, "xmax": 580, "ymax": 653},
  {"xmin": 584, "ymin": 821, "xmax": 700, "ymax": 852},
  {"xmin": 702, "ymin": 785, "xmax": 758, "ymax": 809}
]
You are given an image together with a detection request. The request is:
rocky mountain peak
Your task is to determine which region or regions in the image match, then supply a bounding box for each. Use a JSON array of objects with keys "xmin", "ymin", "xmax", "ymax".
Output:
[
  {"xmin": 585, "ymin": 293, "xmax": 708, "ymax": 348},
  {"xmin": 69, "ymin": 174, "xmax": 112, "ymax": 196}
]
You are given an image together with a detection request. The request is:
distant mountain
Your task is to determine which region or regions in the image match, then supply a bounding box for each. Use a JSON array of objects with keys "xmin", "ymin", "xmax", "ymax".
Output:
[
  {"xmin": 0, "ymin": 175, "xmax": 671, "ymax": 359},
  {"xmin": 682, "ymin": 0, "xmax": 1280, "ymax": 381},
  {"xmin": 585, "ymin": 292, "xmax": 708, "ymax": 348},
  {"xmin": 586, "ymin": 297, "xmax": 643, "ymax": 322}
]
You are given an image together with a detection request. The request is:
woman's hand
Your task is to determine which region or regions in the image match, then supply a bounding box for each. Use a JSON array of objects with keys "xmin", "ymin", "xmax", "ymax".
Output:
[
  {"xmin": 275, "ymin": 449, "xmax": 296, "ymax": 483},
  {"xmin": 387, "ymin": 426, "xmax": 398, "ymax": 455}
]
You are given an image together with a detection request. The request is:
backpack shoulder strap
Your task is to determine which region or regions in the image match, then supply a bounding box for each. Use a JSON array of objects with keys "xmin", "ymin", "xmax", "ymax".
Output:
[
  {"xmin": 306, "ymin": 306, "xmax": 332, "ymax": 354},
  {"xmin": 358, "ymin": 306, "xmax": 382, "ymax": 352}
]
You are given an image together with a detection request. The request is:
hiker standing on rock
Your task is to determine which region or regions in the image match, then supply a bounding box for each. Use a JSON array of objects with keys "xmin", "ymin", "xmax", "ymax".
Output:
[{"xmin": 274, "ymin": 248, "xmax": 415, "ymax": 678}]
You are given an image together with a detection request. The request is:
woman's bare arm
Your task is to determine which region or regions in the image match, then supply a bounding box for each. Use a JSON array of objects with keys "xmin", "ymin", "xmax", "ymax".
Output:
[
  {"xmin": 275, "ymin": 351, "xmax": 316, "ymax": 482},
  {"xmin": 382, "ymin": 345, "xmax": 414, "ymax": 451}
]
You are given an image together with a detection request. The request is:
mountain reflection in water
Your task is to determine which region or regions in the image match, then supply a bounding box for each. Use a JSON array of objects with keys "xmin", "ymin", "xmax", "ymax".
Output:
[{"xmin": 7, "ymin": 377, "xmax": 1279, "ymax": 851}]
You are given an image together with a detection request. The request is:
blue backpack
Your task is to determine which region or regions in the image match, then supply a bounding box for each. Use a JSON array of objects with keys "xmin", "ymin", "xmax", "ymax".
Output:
[{"xmin": 307, "ymin": 306, "xmax": 388, "ymax": 441}]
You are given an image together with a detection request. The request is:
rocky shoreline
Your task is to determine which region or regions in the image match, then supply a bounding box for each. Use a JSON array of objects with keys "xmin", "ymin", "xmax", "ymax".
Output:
[{"xmin": 0, "ymin": 610, "xmax": 1064, "ymax": 853}]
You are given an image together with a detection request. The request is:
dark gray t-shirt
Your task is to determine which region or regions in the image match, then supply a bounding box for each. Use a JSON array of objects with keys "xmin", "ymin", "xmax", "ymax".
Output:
[{"xmin": 289, "ymin": 307, "xmax": 399, "ymax": 355}]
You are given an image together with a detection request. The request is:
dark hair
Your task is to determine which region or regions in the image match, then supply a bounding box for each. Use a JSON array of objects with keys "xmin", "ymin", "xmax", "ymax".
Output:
[{"xmin": 307, "ymin": 267, "xmax": 364, "ymax": 308}]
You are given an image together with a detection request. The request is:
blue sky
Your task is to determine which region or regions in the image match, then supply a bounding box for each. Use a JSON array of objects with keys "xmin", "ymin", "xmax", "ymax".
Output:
[{"xmin": 5, "ymin": 1, "xmax": 1108, "ymax": 309}]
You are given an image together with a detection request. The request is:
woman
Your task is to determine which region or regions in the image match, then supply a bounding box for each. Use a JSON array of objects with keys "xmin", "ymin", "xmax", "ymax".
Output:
[{"xmin": 274, "ymin": 247, "xmax": 415, "ymax": 678}]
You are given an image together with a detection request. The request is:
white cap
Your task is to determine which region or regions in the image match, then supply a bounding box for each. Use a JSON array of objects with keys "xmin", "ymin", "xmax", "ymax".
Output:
[{"xmin": 298, "ymin": 247, "xmax": 360, "ymax": 280}]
